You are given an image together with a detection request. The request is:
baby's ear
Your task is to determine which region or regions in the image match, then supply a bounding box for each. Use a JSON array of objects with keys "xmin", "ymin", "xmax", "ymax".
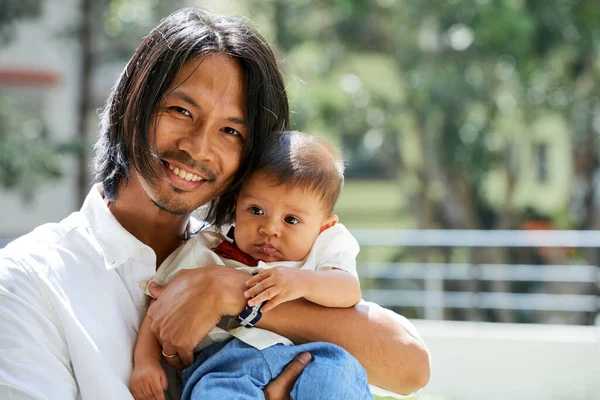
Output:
[{"xmin": 319, "ymin": 215, "xmax": 339, "ymax": 233}]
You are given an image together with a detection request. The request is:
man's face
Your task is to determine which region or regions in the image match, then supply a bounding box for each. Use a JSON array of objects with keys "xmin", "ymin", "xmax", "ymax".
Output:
[
  {"xmin": 234, "ymin": 171, "xmax": 338, "ymax": 262},
  {"xmin": 136, "ymin": 54, "xmax": 247, "ymax": 215}
]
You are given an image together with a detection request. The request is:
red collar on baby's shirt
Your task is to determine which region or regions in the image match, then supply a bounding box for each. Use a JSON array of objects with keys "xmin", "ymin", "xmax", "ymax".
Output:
[{"xmin": 212, "ymin": 240, "xmax": 261, "ymax": 266}]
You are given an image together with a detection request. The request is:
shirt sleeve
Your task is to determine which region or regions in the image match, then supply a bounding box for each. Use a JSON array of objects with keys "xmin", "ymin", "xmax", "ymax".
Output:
[
  {"xmin": 0, "ymin": 257, "xmax": 77, "ymax": 400},
  {"xmin": 312, "ymin": 224, "xmax": 360, "ymax": 277}
]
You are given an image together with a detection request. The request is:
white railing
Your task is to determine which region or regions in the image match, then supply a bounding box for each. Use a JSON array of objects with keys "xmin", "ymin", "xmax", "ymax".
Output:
[
  {"xmin": 352, "ymin": 229, "xmax": 600, "ymax": 324},
  {"xmin": 352, "ymin": 229, "xmax": 600, "ymax": 247}
]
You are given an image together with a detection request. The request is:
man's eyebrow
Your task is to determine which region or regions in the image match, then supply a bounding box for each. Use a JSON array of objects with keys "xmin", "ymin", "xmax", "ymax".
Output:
[
  {"xmin": 170, "ymin": 88, "xmax": 200, "ymax": 109},
  {"xmin": 227, "ymin": 116, "xmax": 247, "ymax": 126}
]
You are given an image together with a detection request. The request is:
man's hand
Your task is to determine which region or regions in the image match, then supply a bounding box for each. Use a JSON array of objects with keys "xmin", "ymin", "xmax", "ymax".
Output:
[
  {"xmin": 129, "ymin": 358, "xmax": 167, "ymax": 400},
  {"xmin": 146, "ymin": 265, "xmax": 248, "ymax": 366},
  {"xmin": 244, "ymin": 267, "xmax": 307, "ymax": 312},
  {"xmin": 263, "ymin": 352, "xmax": 312, "ymax": 400}
]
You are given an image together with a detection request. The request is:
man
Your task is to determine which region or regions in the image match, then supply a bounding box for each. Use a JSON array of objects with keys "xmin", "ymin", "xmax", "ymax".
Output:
[{"xmin": 0, "ymin": 8, "xmax": 429, "ymax": 400}]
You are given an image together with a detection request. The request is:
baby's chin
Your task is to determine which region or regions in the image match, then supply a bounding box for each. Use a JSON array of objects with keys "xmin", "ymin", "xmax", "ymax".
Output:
[{"xmin": 251, "ymin": 253, "xmax": 284, "ymax": 263}]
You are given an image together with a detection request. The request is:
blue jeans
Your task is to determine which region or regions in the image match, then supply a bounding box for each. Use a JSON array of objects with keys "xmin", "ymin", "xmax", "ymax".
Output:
[{"xmin": 181, "ymin": 338, "xmax": 373, "ymax": 400}]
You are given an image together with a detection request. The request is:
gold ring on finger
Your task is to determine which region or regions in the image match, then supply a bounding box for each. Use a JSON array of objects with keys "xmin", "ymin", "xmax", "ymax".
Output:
[{"xmin": 161, "ymin": 350, "xmax": 178, "ymax": 359}]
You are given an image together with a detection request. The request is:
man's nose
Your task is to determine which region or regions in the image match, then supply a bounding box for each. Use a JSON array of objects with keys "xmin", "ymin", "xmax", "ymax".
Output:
[{"xmin": 179, "ymin": 124, "xmax": 214, "ymax": 162}]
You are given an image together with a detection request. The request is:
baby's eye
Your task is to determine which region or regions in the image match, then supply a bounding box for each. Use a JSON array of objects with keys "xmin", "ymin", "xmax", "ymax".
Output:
[
  {"xmin": 249, "ymin": 206, "xmax": 263, "ymax": 215},
  {"xmin": 284, "ymin": 216, "xmax": 300, "ymax": 225}
]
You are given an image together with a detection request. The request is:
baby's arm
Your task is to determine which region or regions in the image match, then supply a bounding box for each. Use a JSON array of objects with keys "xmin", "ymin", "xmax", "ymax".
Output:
[
  {"xmin": 129, "ymin": 312, "xmax": 169, "ymax": 400},
  {"xmin": 245, "ymin": 224, "xmax": 362, "ymax": 312},
  {"xmin": 245, "ymin": 267, "xmax": 361, "ymax": 312}
]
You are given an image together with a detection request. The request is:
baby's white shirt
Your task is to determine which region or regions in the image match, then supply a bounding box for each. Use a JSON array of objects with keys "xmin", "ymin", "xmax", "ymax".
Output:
[{"xmin": 148, "ymin": 223, "xmax": 359, "ymax": 351}]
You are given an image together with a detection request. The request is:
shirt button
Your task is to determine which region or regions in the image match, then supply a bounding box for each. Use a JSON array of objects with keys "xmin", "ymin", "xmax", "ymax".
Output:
[
  {"xmin": 139, "ymin": 280, "xmax": 149, "ymax": 290},
  {"xmin": 140, "ymin": 248, "xmax": 151, "ymax": 258}
]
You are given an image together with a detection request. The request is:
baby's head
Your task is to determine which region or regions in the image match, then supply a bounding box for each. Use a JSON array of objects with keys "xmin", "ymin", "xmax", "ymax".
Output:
[{"xmin": 233, "ymin": 131, "xmax": 344, "ymax": 262}]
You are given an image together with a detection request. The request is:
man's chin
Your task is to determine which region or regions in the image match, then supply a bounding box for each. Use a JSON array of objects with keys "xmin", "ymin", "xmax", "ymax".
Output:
[{"xmin": 151, "ymin": 198, "xmax": 192, "ymax": 216}]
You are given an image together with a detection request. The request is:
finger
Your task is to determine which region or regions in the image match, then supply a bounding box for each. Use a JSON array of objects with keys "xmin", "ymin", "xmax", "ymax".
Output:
[
  {"xmin": 160, "ymin": 369, "xmax": 169, "ymax": 391},
  {"xmin": 150, "ymin": 380, "xmax": 166, "ymax": 400},
  {"xmin": 245, "ymin": 270, "xmax": 269, "ymax": 286},
  {"xmin": 265, "ymin": 352, "xmax": 312, "ymax": 397},
  {"xmin": 164, "ymin": 354, "xmax": 185, "ymax": 371},
  {"xmin": 177, "ymin": 347, "xmax": 194, "ymax": 367},
  {"xmin": 147, "ymin": 282, "xmax": 164, "ymax": 299},
  {"xmin": 134, "ymin": 388, "xmax": 145, "ymax": 400},
  {"xmin": 161, "ymin": 344, "xmax": 177, "ymax": 360},
  {"xmin": 140, "ymin": 384, "xmax": 153, "ymax": 400},
  {"xmin": 247, "ymin": 276, "xmax": 277, "ymax": 298},
  {"xmin": 261, "ymin": 296, "xmax": 283, "ymax": 313},
  {"xmin": 248, "ymin": 286, "xmax": 279, "ymax": 306},
  {"xmin": 244, "ymin": 278, "xmax": 272, "ymax": 299},
  {"xmin": 130, "ymin": 386, "xmax": 141, "ymax": 400}
]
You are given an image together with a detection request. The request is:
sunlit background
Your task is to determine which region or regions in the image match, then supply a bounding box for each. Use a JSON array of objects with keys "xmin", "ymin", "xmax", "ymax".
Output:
[{"xmin": 1, "ymin": 0, "xmax": 599, "ymax": 399}]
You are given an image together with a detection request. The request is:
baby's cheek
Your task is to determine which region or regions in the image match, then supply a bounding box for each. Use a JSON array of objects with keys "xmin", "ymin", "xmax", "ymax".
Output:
[{"xmin": 292, "ymin": 238, "xmax": 316, "ymax": 261}]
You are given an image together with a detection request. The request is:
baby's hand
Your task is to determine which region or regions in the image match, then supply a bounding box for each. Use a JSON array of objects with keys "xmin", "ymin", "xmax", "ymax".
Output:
[
  {"xmin": 129, "ymin": 357, "xmax": 168, "ymax": 400},
  {"xmin": 244, "ymin": 267, "xmax": 306, "ymax": 312}
]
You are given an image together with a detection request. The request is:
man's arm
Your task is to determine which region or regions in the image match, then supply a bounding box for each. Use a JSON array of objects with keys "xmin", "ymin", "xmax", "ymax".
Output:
[
  {"xmin": 146, "ymin": 265, "xmax": 430, "ymax": 395},
  {"xmin": 0, "ymin": 259, "xmax": 77, "ymax": 400},
  {"xmin": 258, "ymin": 299, "xmax": 430, "ymax": 395}
]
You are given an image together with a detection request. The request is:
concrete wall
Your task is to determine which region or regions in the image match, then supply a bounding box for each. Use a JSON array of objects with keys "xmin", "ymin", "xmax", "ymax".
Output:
[{"xmin": 413, "ymin": 320, "xmax": 600, "ymax": 400}]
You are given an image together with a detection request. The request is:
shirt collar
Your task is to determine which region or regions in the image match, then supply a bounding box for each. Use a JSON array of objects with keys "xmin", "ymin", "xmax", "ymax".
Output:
[
  {"xmin": 81, "ymin": 184, "xmax": 208, "ymax": 270},
  {"xmin": 81, "ymin": 184, "xmax": 150, "ymax": 270}
]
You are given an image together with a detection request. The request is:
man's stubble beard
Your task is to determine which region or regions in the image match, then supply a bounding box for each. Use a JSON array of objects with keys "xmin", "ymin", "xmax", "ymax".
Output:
[
  {"xmin": 150, "ymin": 195, "xmax": 190, "ymax": 216},
  {"xmin": 145, "ymin": 177, "xmax": 195, "ymax": 216}
]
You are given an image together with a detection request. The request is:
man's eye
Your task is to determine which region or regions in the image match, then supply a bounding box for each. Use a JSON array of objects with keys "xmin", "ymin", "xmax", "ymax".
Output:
[
  {"xmin": 222, "ymin": 127, "xmax": 241, "ymax": 136},
  {"xmin": 171, "ymin": 106, "xmax": 191, "ymax": 117},
  {"xmin": 284, "ymin": 216, "xmax": 300, "ymax": 225},
  {"xmin": 249, "ymin": 206, "xmax": 263, "ymax": 215}
]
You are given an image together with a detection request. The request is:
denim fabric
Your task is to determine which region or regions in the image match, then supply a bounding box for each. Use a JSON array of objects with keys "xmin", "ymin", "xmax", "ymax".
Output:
[{"xmin": 181, "ymin": 338, "xmax": 373, "ymax": 400}]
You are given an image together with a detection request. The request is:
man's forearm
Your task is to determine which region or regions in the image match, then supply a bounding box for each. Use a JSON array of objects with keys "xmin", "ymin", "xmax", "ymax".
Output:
[
  {"xmin": 255, "ymin": 299, "xmax": 430, "ymax": 395},
  {"xmin": 151, "ymin": 266, "xmax": 430, "ymax": 394}
]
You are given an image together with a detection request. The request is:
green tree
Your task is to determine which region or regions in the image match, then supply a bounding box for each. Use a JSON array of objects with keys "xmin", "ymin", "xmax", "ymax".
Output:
[
  {"xmin": 259, "ymin": 0, "xmax": 600, "ymax": 322},
  {"xmin": 0, "ymin": 0, "xmax": 182, "ymax": 202}
]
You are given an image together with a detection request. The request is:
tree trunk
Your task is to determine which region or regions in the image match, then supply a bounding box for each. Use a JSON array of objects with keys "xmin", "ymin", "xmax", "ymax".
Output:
[{"xmin": 76, "ymin": 0, "xmax": 93, "ymax": 206}]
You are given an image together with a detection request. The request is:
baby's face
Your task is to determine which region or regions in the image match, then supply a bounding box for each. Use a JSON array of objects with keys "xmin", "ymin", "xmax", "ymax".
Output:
[{"xmin": 234, "ymin": 171, "xmax": 337, "ymax": 262}]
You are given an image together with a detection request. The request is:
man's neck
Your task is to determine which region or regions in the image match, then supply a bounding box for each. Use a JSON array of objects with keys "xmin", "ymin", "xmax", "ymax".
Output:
[{"xmin": 107, "ymin": 183, "xmax": 190, "ymax": 267}]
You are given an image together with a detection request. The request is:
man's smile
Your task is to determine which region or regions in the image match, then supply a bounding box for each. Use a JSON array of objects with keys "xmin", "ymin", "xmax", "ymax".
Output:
[
  {"xmin": 161, "ymin": 160, "xmax": 212, "ymax": 191},
  {"xmin": 165, "ymin": 161, "xmax": 206, "ymax": 182}
]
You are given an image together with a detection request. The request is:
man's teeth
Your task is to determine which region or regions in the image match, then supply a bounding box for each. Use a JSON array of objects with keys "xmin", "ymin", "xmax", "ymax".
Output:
[{"xmin": 167, "ymin": 164, "xmax": 204, "ymax": 182}]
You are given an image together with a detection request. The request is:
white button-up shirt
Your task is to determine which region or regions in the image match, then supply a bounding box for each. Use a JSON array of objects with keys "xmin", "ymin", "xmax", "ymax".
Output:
[
  {"xmin": 0, "ymin": 185, "xmax": 171, "ymax": 399},
  {"xmin": 0, "ymin": 185, "xmax": 426, "ymax": 400}
]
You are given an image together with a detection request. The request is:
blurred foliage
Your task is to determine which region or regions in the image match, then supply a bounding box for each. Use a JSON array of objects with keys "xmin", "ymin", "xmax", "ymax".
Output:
[
  {"xmin": 253, "ymin": 0, "xmax": 600, "ymax": 323},
  {"xmin": 99, "ymin": 0, "xmax": 184, "ymax": 62},
  {"xmin": 0, "ymin": 0, "xmax": 42, "ymax": 44},
  {"xmin": 0, "ymin": 0, "xmax": 60, "ymax": 200},
  {"xmin": 0, "ymin": 0, "xmax": 181, "ymax": 200},
  {"xmin": 255, "ymin": 0, "xmax": 600, "ymax": 231},
  {"xmin": 3, "ymin": 0, "xmax": 600, "ymax": 229},
  {"xmin": 0, "ymin": 103, "xmax": 79, "ymax": 201}
]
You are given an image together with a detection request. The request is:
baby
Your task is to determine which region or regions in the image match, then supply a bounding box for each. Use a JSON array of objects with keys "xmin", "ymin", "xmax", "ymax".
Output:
[{"xmin": 130, "ymin": 131, "xmax": 373, "ymax": 400}]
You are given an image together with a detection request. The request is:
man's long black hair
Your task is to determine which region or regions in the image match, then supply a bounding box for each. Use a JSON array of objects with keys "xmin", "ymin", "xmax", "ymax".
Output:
[{"xmin": 93, "ymin": 8, "xmax": 289, "ymax": 226}]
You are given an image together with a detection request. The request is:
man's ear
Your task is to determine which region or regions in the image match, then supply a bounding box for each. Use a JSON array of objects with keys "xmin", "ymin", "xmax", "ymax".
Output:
[{"xmin": 319, "ymin": 215, "xmax": 339, "ymax": 233}]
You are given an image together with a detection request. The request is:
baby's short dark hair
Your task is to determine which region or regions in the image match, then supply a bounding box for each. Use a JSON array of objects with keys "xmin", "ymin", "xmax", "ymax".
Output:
[{"xmin": 255, "ymin": 131, "xmax": 345, "ymax": 215}]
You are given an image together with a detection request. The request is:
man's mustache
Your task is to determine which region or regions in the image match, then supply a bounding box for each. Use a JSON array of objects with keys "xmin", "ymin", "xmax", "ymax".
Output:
[{"xmin": 157, "ymin": 150, "xmax": 216, "ymax": 181}]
